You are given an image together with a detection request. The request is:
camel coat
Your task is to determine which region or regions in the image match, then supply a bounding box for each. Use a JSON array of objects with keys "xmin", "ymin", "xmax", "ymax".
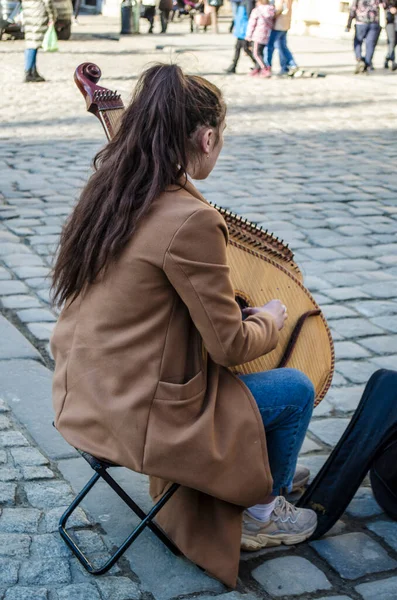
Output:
[{"xmin": 51, "ymin": 180, "xmax": 279, "ymax": 587}]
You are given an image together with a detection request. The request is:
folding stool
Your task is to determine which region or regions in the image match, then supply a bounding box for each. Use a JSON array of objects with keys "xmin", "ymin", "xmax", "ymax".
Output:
[{"xmin": 59, "ymin": 449, "xmax": 181, "ymax": 574}]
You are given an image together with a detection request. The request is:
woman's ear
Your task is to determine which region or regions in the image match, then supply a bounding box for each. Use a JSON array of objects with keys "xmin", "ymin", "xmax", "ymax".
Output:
[{"xmin": 200, "ymin": 127, "xmax": 214, "ymax": 155}]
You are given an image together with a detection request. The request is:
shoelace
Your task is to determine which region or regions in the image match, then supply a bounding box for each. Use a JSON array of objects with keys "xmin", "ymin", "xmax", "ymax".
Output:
[{"xmin": 272, "ymin": 496, "xmax": 299, "ymax": 524}]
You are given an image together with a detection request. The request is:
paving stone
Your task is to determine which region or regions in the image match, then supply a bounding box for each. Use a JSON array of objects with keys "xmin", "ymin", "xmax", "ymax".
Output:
[
  {"xmin": 323, "ymin": 287, "xmax": 371, "ymax": 301},
  {"xmin": 4, "ymin": 588, "xmax": 48, "ymax": 600},
  {"xmin": 10, "ymin": 447, "xmax": 49, "ymax": 466},
  {"xmin": 30, "ymin": 534, "xmax": 71, "ymax": 559},
  {"xmin": 0, "ymin": 432, "xmax": 29, "ymax": 447},
  {"xmin": 0, "ymin": 415, "xmax": 11, "ymax": 430},
  {"xmin": 44, "ymin": 506, "xmax": 91, "ymax": 533},
  {"xmin": 315, "ymin": 596, "xmax": 352, "ymax": 600},
  {"xmin": 326, "ymin": 386, "xmax": 364, "ymax": 412},
  {"xmin": 351, "ymin": 300, "xmax": 397, "ymax": 318},
  {"xmin": 0, "ymin": 400, "xmax": 9, "ymax": 413},
  {"xmin": 19, "ymin": 559, "xmax": 71, "ymax": 585},
  {"xmin": 336, "ymin": 361, "xmax": 378, "ymax": 385},
  {"xmin": 346, "ymin": 487, "xmax": 383, "ymax": 518},
  {"xmin": 0, "ymin": 316, "xmax": 40, "ymax": 360},
  {"xmin": 19, "ymin": 466, "xmax": 54, "ymax": 480},
  {"xmin": 334, "ymin": 341, "xmax": 371, "ymax": 360},
  {"xmin": 0, "ymin": 281, "xmax": 28, "ymax": 296},
  {"xmin": 0, "ymin": 533, "xmax": 31, "ymax": 558},
  {"xmin": 309, "ymin": 418, "xmax": 350, "ymax": 447},
  {"xmin": 300, "ymin": 436, "xmax": 322, "ymax": 454},
  {"xmin": 24, "ymin": 481, "xmax": 75, "ymax": 509},
  {"xmin": 0, "ymin": 508, "xmax": 41, "ymax": 533},
  {"xmin": 17, "ymin": 309, "xmax": 56, "ymax": 324},
  {"xmin": 313, "ymin": 398, "xmax": 333, "ymax": 416},
  {"xmin": 0, "ymin": 467, "xmax": 20, "ymax": 481},
  {"xmin": 72, "ymin": 530, "xmax": 107, "ymax": 555},
  {"xmin": 296, "ymin": 454, "xmax": 329, "ymax": 481},
  {"xmin": 355, "ymin": 577, "xmax": 397, "ymax": 600},
  {"xmin": 26, "ymin": 322, "xmax": 55, "ymax": 341},
  {"xmin": 359, "ymin": 335, "xmax": 397, "ymax": 355},
  {"xmin": 55, "ymin": 584, "xmax": 101, "ymax": 600},
  {"xmin": 95, "ymin": 577, "xmax": 141, "ymax": 600},
  {"xmin": 251, "ymin": 556, "xmax": 332, "ymax": 596},
  {"xmin": 197, "ymin": 594, "xmax": 257, "ymax": 600},
  {"xmin": 370, "ymin": 355, "xmax": 397, "ymax": 371},
  {"xmin": 2, "ymin": 255, "xmax": 45, "ymax": 268},
  {"xmin": 0, "ymin": 450, "xmax": 7, "ymax": 464},
  {"xmin": 12, "ymin": 267, "xmax": 50, "ymax": 279},
  {"xmin": 367, "ymin": 521, "xmax": 397, "ymax": 553},
  {"xmin": 1, "ymin": 295, "xmax": 42, "ymax": 310},
  {"xmin": 0, "ymin": 483, "xmax": 16, "ymax": 506},
  {"xmin": 310, "ymin": 532, "xmax": 397, "ymax": 580},
  {"xmin": 0, "ymin": 558, "xmax": 19, "ymax": 584},
  {"xmin": 329, "ymin": 318, "xmax": 385, "ymax": 339},
  {"xmin": 322, "ymin": 305, "xmax": 358, "ymax": 320}
]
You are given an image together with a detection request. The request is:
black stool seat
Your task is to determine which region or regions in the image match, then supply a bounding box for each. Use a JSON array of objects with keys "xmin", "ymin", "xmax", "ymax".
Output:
[{"xmin": 59, "ymin": 448, "xmax": 181, "ymax": 575}]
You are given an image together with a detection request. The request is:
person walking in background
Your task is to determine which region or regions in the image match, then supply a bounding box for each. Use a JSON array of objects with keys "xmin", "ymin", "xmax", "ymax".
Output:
[
  {"xmin": 159, "ymin": 0, "xmax": 172, "ymax": 32},
  {"xmin": 384, "ymin": 1, "xmax": 397, "ymax": 70},
  {"xmin": 21, "ymin": 0, "xmax": 56, "ymax": 82},
  {"xmin": 267, "ymin": 0, "xmax": 300, "ymax": 76},
  {"xmin": 205, "ymin": 0, "xmax": 223, "ymax": 34},
  {"xmin": 346, "ymin": 0, "xmax": 384, "ymax": 73},
  {"xmin": 245, "ymin": 0, "xmax": 275, "ymax": 77},
  {"xmin": 226, "ymin": 0, "xmax": 256, "ymax": 73},
  {"xmin": 141, "ymin": 0, "xmax": 156, "ymax": 33}
]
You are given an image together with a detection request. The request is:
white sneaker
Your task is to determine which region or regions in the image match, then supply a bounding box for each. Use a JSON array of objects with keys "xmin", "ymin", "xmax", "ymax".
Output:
[{"xmin": 241, "ymin": 496, "xmax": 317, "ymax": 551}]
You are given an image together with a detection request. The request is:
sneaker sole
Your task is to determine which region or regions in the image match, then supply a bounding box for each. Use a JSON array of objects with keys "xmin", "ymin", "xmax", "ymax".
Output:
[{"xmin": 241, "ymin": 522, "xmax": 317, "ymax": 551}]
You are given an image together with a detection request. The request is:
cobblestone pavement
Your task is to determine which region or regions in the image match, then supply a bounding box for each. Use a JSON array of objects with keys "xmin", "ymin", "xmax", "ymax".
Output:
[{"xmin": 1, "ymin": 13, "xmax": 397, "ymax": 600}]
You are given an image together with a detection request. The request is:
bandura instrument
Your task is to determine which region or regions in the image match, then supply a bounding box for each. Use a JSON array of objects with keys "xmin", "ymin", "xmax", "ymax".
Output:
[{"xmin": 74, "ymin": 63, "xmax": 334, "ymax": 406}]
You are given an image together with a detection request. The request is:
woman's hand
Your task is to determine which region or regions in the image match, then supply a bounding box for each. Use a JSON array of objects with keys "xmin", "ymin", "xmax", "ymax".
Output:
[{"xmin": 242, "ymin": 299, "xmax": 288, "ymax": 330}]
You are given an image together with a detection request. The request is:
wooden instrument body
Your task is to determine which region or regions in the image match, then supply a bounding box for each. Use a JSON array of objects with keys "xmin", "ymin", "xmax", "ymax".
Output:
[{"xmin": 74, "ymin": 63, "xmax": 334, "ymax": 406}]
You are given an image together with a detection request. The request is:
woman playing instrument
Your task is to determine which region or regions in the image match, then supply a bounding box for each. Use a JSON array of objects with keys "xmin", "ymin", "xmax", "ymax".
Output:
[{"xmin": 51, "ymin": 64, "xmax": 317, "ymax": 587}]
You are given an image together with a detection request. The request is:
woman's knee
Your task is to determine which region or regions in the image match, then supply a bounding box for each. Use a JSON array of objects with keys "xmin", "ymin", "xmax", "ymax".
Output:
[{"xmin": 283, "ymin": 368, "xmax": 315, "ymax": 411}]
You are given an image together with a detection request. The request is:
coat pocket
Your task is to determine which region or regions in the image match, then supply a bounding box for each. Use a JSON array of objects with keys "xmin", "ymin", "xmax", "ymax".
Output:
[{"xmin": 154, "ymin": 370, "xmax": 205, "ymax": 401}]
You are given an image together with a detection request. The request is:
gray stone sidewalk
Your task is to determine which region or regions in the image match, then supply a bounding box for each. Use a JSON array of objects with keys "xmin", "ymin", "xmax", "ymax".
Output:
[{"xmin": 1, "ymin": 13, "xmax": 397, "ymax": 600}]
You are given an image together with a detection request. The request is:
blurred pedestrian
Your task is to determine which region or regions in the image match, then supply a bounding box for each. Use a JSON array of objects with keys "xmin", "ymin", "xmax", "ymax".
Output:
[
  {"xmin": 346, "ymin": 0, "xmax": 384, "ymax": 73},
  {"xmin": 245, "ymin": 0, "xmax": 275, "ymax": 77},
  {"xmin": 21, "ymin": 0, "xmax": 57, "ymax": 82},
  {"xmin": 226, "ymin": 0, "xmax": 256, "ymax": 73},
  {"xmin": 384, "ymin": 1, "xmax": 397, "ymax": 70},
  {"xmin": 141, "ymin": 0, "xmax": 156, "ymax": 33},
  {"xmin": 267, "ymin": 0, "xmax": 300, "ymax": 76},
  {"xmin": 205, "ymin": 0, "xmax": 222, "ymax": 33},
  {"xmin": 159, "ymin": 0, "xmax": 172, "ymax": 32}
]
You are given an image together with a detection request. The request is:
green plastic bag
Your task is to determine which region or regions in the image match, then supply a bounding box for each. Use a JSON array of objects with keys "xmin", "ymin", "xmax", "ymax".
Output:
[{"xmin": 42, "ymin": 23, "xmax": 58, "ymax": 52}]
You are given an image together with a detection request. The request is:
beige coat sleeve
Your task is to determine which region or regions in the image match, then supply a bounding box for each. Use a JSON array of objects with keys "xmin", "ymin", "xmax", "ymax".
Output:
[{"xmin": 163, "ymin": 207, "xmax": 279, "ymax": 368}]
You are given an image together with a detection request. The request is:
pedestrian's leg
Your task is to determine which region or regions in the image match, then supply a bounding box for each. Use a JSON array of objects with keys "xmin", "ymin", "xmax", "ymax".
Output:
[
  {"xmin": 226, "ymin": 39, "xmax": 242, "ymax": 72},
  {"xmin": 279, "ymin": 31, "xmax": 297, "ymax": 70},
  {"xmin": 354, "ymin": 23, "xmax": 367, "ymax": 61},
  {"xmin": 74, "ymin": 0, "xmax": 82, "ymax": 19},
  {"xmin": 24, "ymin": 48, "xmax": 37, "ymax": 72},
  {"xmin": 243, "ymin": 39, "xmax": 256, "ymax": 66},
  {"xmin": 267, "ymin": 29, "xmax": 277, "ymax": 69},
  {"xmin": 147, "ymin": 8, "xmax": 154, "ymax": 33},
  {"xmin": 240, "ymin": 369, "xmax": 314, "ymax": 496},
  {"xmin": 230, "ymin": 1, "xmax": 238, "ymax": 33},
  {"xmin": 252, "ymin": 41, "xmax": 266, "ymax": 70},
  {"xmin": 385, "ymin": 22, "xmax": 396, "ymax": 65},
  {"xmin": 365, "ymin": 23, "xmax": 381, "ymax": 67}
]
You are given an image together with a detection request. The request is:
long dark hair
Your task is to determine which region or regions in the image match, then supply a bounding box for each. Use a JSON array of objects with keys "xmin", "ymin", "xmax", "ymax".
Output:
[{"xmin": 51, "ymin": 64, "xmax": 226, "ymax": 307}]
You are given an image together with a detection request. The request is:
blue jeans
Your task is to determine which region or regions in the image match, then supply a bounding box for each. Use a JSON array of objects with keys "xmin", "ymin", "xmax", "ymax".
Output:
[
  {"xmin": 267, "ymin": 30, "xmax": 297, "ymax": 73},
  {"xmin": 24, "ymin": 48, "xmax": 38, "ymax": 71},
  {"xmin": 240, "ymin": 368, "xmax": 314, "ymax": 496},
  {"xmin": 354, "ymin": 23, "xmax": 381, "ymax": 66}
]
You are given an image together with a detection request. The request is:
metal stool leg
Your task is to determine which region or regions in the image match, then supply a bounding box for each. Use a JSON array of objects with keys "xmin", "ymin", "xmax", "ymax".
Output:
[{"xmin": 59, "ymin": 469, "xmax": 180, "ymax": 575}]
